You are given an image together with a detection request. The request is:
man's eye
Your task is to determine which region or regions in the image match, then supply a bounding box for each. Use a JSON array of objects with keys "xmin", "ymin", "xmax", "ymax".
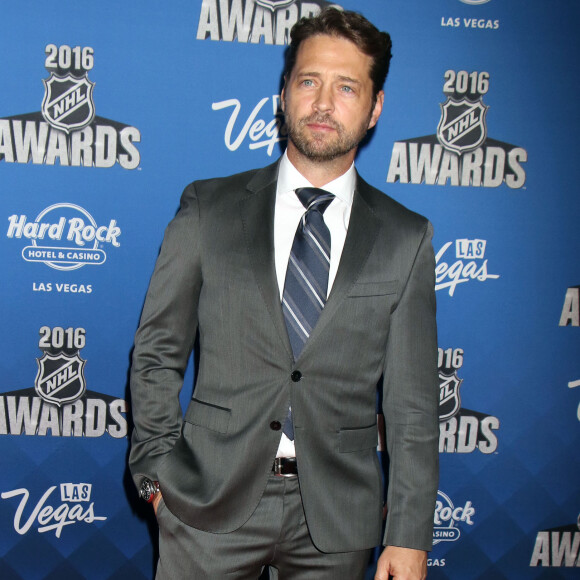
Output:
[
  {"xmin": 341, "ymin": 85, "xmax": 354, "ymax": 93},
  {"xmin": 302, "ymin": 79, "xmax": 314, "ymax": 87}
]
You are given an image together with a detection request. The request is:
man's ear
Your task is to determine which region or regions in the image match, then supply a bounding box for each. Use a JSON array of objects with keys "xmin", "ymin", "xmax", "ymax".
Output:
[
  {"xmin": 280, "ymin": 78, "xmax": 287, "ymax": 112},
  {"xmin": 368, "ymin": 90, "xmax": 384, "ymax": 130}
]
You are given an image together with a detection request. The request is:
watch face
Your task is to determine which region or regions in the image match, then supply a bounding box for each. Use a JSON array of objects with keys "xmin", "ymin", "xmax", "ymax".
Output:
[
  {"xmin": 140, "ymin": 479, "xmax": 159, "ymax": 502},
  {"xmin": 141, "ymin": 480, "xmax": 153, "ymax": 501}
]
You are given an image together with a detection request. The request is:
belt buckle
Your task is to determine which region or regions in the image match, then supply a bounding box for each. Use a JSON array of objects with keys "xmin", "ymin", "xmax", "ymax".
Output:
[{"xmin": 273, "ymin": 457, "xmax": 283, "ymax": 475}]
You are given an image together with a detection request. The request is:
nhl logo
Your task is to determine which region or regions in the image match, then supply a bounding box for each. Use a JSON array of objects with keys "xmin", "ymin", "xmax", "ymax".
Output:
[
  {"xmin": 41, "ymin": 73, "xmax": 95, "ymax": 133},
  {"xmin": 35, "ymin": 352, "xmax": 86, "ymax": 406},
  {"xmin": 439, "ymin": 371, "xmax": 463, "ymax": 421},
  {"xmin": 437, "ymin": 97, "xmax": 488, "ymax": 155},
  {"xmin": 256, "ymin": 0, "xmax": 296, "ymax": 10}
]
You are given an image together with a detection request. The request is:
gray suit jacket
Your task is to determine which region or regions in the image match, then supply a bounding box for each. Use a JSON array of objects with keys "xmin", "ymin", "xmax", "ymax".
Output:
[{"xmin": 129, "ymin": 160, "xmax": 439, "ymax": 553}]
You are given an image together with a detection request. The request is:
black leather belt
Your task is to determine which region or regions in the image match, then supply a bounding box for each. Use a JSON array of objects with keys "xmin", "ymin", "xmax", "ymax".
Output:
[{"xmin": 272, "ymin": 457, "xmax": 298, "ymax": 476}]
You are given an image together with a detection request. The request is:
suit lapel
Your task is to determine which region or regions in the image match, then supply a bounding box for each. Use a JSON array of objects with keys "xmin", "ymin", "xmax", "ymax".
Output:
[
  {"xmin": 297, "ymin": 176, "xmax": 381, "ymax": 360},
  {"xmin": 240, "ymin": 162, "xmax": 293, "ymax": 358}
]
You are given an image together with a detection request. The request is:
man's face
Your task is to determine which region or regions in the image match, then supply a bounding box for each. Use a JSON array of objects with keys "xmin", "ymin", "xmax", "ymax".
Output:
[{"xmin": 282, "ymin": 34, "xmax": 384, "ymax": 163}]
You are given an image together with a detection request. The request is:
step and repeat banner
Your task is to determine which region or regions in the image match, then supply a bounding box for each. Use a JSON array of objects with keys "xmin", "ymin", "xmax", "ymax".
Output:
[{"xmin": 1, "ymin": 1, "xmax": 578, "ymax": 578}]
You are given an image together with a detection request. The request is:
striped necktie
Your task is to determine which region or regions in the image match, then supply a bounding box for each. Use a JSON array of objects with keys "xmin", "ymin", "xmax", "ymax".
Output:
[{"xmin": 281, "ymin": 187, "xmax": 334, "ymax": 439}]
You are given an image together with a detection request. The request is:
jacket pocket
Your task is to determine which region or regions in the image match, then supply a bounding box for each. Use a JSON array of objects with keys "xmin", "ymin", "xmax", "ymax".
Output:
[
  {"xmin": 347, "ymin": 280, "xmax": 399, "ymax": 297},
  {"xmin": 338, "ymin": 424, "xmax": 378, "ymax": 453},
  {"xmin": 184, "ymin": 397, "xmax": 231, "ymax": 434}
]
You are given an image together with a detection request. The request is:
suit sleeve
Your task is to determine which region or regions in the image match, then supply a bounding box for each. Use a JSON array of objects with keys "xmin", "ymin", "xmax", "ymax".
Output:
[
  {"xmin": 128, "ymin": 183, "xmax": 202, "ymax": 489},
  {"xmin": 382, "ymin": 219, "xmax": 439, "ymax": 551}
]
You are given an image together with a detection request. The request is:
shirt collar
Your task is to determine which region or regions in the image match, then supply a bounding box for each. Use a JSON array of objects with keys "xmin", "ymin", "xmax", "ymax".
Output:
[{"xmin": 277, "ymin": 150, "xmax": 356, "ymax": 207}]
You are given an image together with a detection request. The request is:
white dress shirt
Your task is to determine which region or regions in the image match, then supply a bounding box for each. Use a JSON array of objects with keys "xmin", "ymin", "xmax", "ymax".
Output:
[{"xmin": 274, "ymin": 151, "xmax": 356, "ymax": 457}]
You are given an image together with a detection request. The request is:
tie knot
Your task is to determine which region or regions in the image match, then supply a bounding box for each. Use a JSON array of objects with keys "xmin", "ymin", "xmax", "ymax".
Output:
[{"xmin": 295, "ymin": 187, "xmax": 335, "ymax": 215}]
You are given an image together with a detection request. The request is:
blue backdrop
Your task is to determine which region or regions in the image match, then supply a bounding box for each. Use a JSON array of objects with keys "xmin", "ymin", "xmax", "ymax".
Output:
[{"xmin": 1, "ymin": 1, "xmax": 579, "ymax": 578}]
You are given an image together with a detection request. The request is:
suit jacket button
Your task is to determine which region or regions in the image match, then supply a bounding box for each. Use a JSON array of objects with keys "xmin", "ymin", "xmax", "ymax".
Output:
[
  {"xmin": 291, "ymin": 371, "xmax": 302, "ymax": 382},
  {"xmin": 270, "ymin": 420, "xmax": 281, "ymax": 431}
]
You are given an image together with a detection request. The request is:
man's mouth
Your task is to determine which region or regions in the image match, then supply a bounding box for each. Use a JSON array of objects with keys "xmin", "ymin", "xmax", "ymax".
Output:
[{"xmin": 303, "ymin": 116, "xmax": 340, "ymax": 133}]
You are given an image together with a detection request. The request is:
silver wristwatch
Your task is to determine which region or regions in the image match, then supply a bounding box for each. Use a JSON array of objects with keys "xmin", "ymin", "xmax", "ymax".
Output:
[{"xmin": 139, "ymin": 478, "xmax": 160, "ymax": 503}]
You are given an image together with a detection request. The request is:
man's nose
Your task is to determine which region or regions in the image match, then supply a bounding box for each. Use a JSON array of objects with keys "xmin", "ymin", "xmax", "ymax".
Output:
[{"xmin": 312, "ymin": 84, "xmax": 334, "ymax": 114}]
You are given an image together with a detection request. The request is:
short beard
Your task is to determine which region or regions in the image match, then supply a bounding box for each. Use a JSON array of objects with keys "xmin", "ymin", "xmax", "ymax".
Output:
[{"xmin": 284, "ymin": 110, "xmax": 371, "ymax": 163}]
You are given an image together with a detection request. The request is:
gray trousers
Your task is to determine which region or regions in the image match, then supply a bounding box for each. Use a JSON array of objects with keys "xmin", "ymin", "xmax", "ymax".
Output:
[{"xmin": 155, "ymin": 474, "xmax": 371, "ymax": 579}]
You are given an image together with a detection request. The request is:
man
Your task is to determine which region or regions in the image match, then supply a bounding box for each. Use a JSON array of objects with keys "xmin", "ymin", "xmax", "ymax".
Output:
[{"xmin": 129, "ymin": 8, "xmax": 439, "ymax": 580}]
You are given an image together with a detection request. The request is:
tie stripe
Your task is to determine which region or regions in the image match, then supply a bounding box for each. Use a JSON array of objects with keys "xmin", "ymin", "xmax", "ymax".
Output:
[
  {"xmin": 288, "ymin": 255, "xmax": 326, "ymax": 307},
  {"xmin": 304, "ymin": 224, "xmax": 331, "ymax": 262},
  {"xmin": 282, "ymin": 296, "xmax": 313, "ymax": 338},
  {"xmin": 281, "ymin": 187, "xmax": 334, "ymax": 439}
]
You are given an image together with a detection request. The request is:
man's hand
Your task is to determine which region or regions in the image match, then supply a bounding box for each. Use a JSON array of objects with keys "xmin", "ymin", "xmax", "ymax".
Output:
[
  {"xmin": 375, "ymin": 546, "xmax": 427, "ymax": 580},
  {"xmin": 152, "ymin": 492, "xmax": 163, "ymax": 516}
]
